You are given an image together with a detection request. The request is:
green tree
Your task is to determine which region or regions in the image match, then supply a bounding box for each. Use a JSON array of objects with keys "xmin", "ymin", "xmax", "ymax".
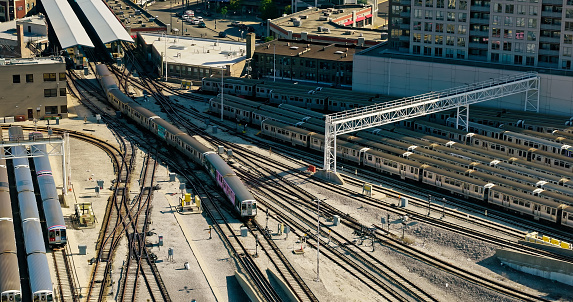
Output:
[
  {"xmin": 221, "ymin": 7, "xmax": 228, "ymax": 18},
  {"xmin": 229, "ymin": 0, "xmax": 241, "ymax": 12},
  {"xmin": 284, "ymin": 5, "xmax": 292, "ymax": 15},
  {"xmin": 260, "ymin": 0, "xmax": 278, "ymax": 20},
  {"xmin": 264, "ymin": 36, "xmax": 275, "ymax": 42}
]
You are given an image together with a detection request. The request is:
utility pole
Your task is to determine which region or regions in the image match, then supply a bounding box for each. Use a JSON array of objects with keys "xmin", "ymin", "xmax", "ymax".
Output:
[
  {"xmin": 442, "ymin": 198, "xmax": 446, "ymax": 218},
  {"xmin": 273, "ymin": 44, "xmax": 276, "ymax": 82},
  {"xmin": 428, "ymin": 194, "xmax": 432, "ymax": 216},
  {"xmin": 220, "ymin": 65, "xmax": 224, "ymax": 121},
  {"xmin": 314, "ymin": 199, "xmax": 325, "ymax": 282}
]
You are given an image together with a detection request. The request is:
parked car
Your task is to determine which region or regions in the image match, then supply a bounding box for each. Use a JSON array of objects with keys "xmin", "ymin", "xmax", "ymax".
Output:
[
  {"xmin": 197, "ymin": 16, "xmax": 203, "ymax": 21},
  {"xmin": 218, "ymin": 31, "xmax": 227, "ymax": 38},
  {"xmin": 247, "ymin": 26, "xmax": 255, "ymax": 32},
  {"xmin": 198, "ymin": 21, "xmax": 206, "ymax": 28},
  {"xmin": 231, "ymin": 21, "xmax": 241, "ymax": 27},
  {"xmin": 191, "ymin": 19, "xmax": 200, "ymax": 25}
]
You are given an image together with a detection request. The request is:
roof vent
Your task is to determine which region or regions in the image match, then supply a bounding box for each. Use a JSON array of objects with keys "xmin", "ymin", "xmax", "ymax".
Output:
[
  {"xmin": 290, "ymin": 46, "xmax": 299, "ymax": 49},
  {"xmin": 334, "ymin": 50, "xmax": 343, "ymax": 54}
]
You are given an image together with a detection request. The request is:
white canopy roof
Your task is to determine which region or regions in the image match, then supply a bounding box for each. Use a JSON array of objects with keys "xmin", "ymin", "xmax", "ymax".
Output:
[
  {"xmin": 76, "ymin": 0, "xmax": 134, "ymax": 44},
  {"xmin": 41, "ymin": 0, "xmax": 94, "ymax": 48}
]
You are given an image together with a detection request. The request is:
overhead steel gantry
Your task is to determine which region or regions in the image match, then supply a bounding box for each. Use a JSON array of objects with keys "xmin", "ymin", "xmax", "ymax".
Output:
[
  {"xmin": 0, "ymin": 134, "xmax": 71, "ymax": 195},
  {"xmin": 323, "ymin": 72, "xmax": 540, "ymax": 176}
]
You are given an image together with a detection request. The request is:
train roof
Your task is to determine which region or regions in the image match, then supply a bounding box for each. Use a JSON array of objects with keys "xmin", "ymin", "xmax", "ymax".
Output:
[
  {"xmin": 406, "ymin": 153, "xmax": 470, "ymax": 174},
  {"xmin": 0, "ymin": 253, "xmax": 21, "ymax": 294},
  {"xmin": 470, "ymin": 162, "xmax": 539, "ymax": 186},
  {"xmin": 490, "ymin": 185, "xmax": 563, "ymax": 208},
  {"xmin": 414, "ymin": 120, "xmax": 468, "ymax": 135},
  {"xmin": 262, "ymin": 120, "xmax": 316, "ymax": 136},
  {"xmin": 563, "ymin": 205, "xmax": 573, "ymax": 215},
  {"xmin": 203, "ymin": 76, "xmax": 265, "ymax": 85},
  {"xmin": 503, "ymin": 131, "xmax": 571, "ymax": 150},
  {"xmin": 109, "ymin": 88, "xmax": 133, "ymax": 105},
  {"xmin": 253, "ymin": 111, "xmax": 302, "ymax": 126},
  {"xmin": 537, "ymin": 187, "xmax": 573, "ymax": 205},
  {"xmin": 366, "ymin": 148, "xmax": 421, "ymax": 166},
  {"xmin": 260, "ymin": 107, "xmax": 318, "ymax": 123},
  {"xmin": 127, "ymin": 103, "xmax": 160, "ymax": 120},
  {"xmin": 33, "ymin": 155, "xmax": 52, "ymax": 175},
  {"xmin": 223, "ymin": 175, "xmax": 255, "ymax": 203},
  {"xmin": 204, "ymin": 153, "xmax": 235, "ymax": 176},
  {"xmin": 181, "ymin": 135, "xmax": 213, "ymax": 154},
  {"xmin": 494, "ymin": 161, "xmax": 564, "ymax": 183},
  {"xmin": 18, "ymin": 191, "xmax": 40, "ymax": 221},
  {"xmin": 95, "ymin": 64, "xmax": 113, "ymax": 77},
  {"xmin": 27, "ymin": 253, "xmax": 54, "ymax": 294},
  {"xmin": 23, "ymin": 220, "xmax": 46, "ymax": 255},
  {"xmin": 278, "ymin": 104, "xmax": 325, "ymax": 120},
  {"xmin": 0, "ymin": 220, "xmax": 17, "ymax": 254},
  {"xmin": 100, "ymin": 76, "xmax": 118, "ymax": 91},
  {"xmin": 153, "ymin": 118, "xmax": 185, "ymax": 136},
  {"xmin": 0, "ymin": 191, "xmax": 12, "ymax": 219},
  {"xmin": 43, "ymin": 198, "xmax": 66, "ymax": 228}
]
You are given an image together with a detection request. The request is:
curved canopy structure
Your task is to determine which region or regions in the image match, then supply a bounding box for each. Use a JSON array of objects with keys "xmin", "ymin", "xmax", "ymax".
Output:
[
  {"xmin": 41, "ymin": 0, "xmax": 94, "ymax": 48},
  {"xmin": 75, "ymin": 0, "xmax": 133, "ymax": 44}
]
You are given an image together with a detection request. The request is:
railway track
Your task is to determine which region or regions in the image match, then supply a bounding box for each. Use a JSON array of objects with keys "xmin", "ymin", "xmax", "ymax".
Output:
[{"xmin": 52, "ymin": 245, "xmax": 81, "ymax": 302}]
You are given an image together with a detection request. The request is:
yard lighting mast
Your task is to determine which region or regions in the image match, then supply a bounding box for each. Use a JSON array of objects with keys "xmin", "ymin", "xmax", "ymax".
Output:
[{"xmin": 220, "ymin": 65, "xmax": 224, "ymax": 121}]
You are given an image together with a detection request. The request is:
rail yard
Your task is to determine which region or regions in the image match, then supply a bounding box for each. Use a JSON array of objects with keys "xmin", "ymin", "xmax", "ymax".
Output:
[{"xmin": 2, "ymin": 49, "xmax": 573, "ymax": 302}]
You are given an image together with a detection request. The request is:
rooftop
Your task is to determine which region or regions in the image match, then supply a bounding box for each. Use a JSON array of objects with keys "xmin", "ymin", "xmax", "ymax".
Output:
[
  {"xmin": 255, "ymin": 39, "xmax": 367, "ymax": 62},
  {"xmin": 270, "ymin": 7, "xmax": 385, "ymax": 45},
  {"xmin": 42, "ymin": 0, "xmax": 94, "ymax": 48},
  {"xmin": 358, "ymin": 43, "xmax": 573, "ymax": 77},
  {"xmin": 140, "ymin": 33, "xmax": 250, "ymax": 67},
  {"xmin": 0, "ymin": 15, "xmax": 48, "ymax": 44},
  {"xmin": 0, "ymin": 56, "xmax": 65, "ymax": 66},
  {"xmin": 106, "ymin": 0, "xmax": 167, "ymax": 32},
  {"xmin": 76, "ymin": 0, "xmax": 134, "ymax": 44}
]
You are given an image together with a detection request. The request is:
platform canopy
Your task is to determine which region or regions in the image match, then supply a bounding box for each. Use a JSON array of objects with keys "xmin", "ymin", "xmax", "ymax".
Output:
[
  {"xmin": 76, "ymin": 0, "xmax": 134, "ymax": 44},
  {"xmin": 41, "ymin": 0, "xmax": 94, "ymax": 48}
]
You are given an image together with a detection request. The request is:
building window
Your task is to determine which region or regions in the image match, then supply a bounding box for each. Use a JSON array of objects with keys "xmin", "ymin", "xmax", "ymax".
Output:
[
  {"xmin": 494, "ymin": 3, "xmax": 502, "ymax": 13},
  {"xmin": 447, "ymin": 12, "xmax": 455, "ymax": 21},
  {"xmin": 459, "ymin": 0, "xmax": 467, "ymax": 9},
  {"xmin": 529, "ymin": 6, "xmax": 538, "ymax": 16},
  {"xmin": 458, "ymin": 13, "xmax": 467, "ymax": 22},
  {"xmin": 60, "ymin": 88, "xmax": 66, "ymax": 96},
  {"xmin": 446, "ymin": 49, "xmax": 454, "ymax": 58},
  {"xmin": 13, "ymin": 75, "xmax": 20, "ymax": 83},
  {"xmin": 425, "ymin": 11, "xmax": 433, "ymax": 19},
  {"xmin": 516, "ymin": 30, "xmax": 524, "ymax": 39},
  {"xmin": 565, "ymin": 9, "xmax": 573, "ymax": 19},
  {"xmin": 447, "ymin": 24, "xmax": 455, "ymax": 33},
  {"xmin": 448, "ymin": 0, "xmax": 455, "ymax": 9},
  {"xmin": 492, "ymin": 15, "xmax": 500, "ymax": 25},
  {"xmin": 425, "ymin": 0, "xmax": 433, "ymax": 7},
  {"xmin": 413, "ymin": 45, "xmax": 421, "ymax": 54},
  {"xmin": 527, "ymin": 31, "xmax": 536, "ymax": 41},
  {"xmin": 515, "ymin": 42, "xmax": 524, "ymax": 52},
  {"xmin": 43, "ymin": 73, "xmax": 56, "ymax": 81},
  {"xmin": 526, "ymin": 56, "xmax": 535, "ymax": 66},
  {"xmin": 436, "ymin": 11, "xmax": 444, "ymax": 21},
  {"xmin": 516, "ymin": 17, "xmax": 525, "ymax": 27},
  {"xmin": 492, "ymin": 28, "xmax": 501, "ymax": 38},
  {"xmin": 565, "ymin": 22, "xmax": 573, "ymax": 31},
  {"xmin": 491, "ymin": 53, "xmax": 500, "ymax": 62},
  {"xmin": 504, "ymin": 16, "xmax": 513, "ymax": 26},
  {"xmin": 45, "ymin": 106, "xmax": 58, "ymax": 115},
  {"xmin": 414, "ymin": 0, "xmax": 422, "ymax": 6},
  {"xmin": 457, "ymin": 37, "xmax": 466, "ymax": 47},
  {"xmin": 60, "ymin": 105, "xmax": 68, "ymax": 114},
  {"xmin": 562, "ymin": 60, "xmax": 572, "ymax": 69},
  {"xmin": 528, "ymin": 19, "xmax": 537, "ymax": 28},
  {"xmin": 503, "ymin": 41, "xmax": 512, "ymax": 51},
  {"xmin": 425, "ymin": 22, "xmax": 433, "ymax": 31},
  {"xmin": 504, "ymin": 29, "xmax": 513, "ymax": 39},
  {"xmin": 435, "ymin": 35, "xmax": 443, "ymax": 44},
  {"xmin": 492, "ymin": 40, "xmax": 501, "ymax": 50},
  {"xmin": 456, "ymin": 50, "xmax": 465, "ymax": 59},
  {"xmin": 424, "ymin": 46, "xmax": 432, "ymax": 55},
  {"xmin": 44, "ymin": 89, "xmax": 57, "ymax": 97},
  {"xmin": 414, "ymin": 21, "xmax": 422, "ymax": 30},
  {"xmin": 413, "ymin": 33, "xmax": 422, "ymax": 42},
  {"xmin": 526, "ymin": 43, "xmax": 536, "ymax": 53},
  {"xmin": 564, "ymin": 47, "xmax": 572, "ymax": 57},
  {"xmin": 436, "ymin": 23, "xmax": 444, "ymax": 32},
  {"xmin": 437, "ymin": 0, "xmax": 444, "ymax": 8},
  {"xmin": 446, "ymin": 36, "xmax": 455, "ymax": 45},
  {"xmin": 424, "ymin": 34, "xmax": 433, "ymax": 43},
  {"xmin": 457, "ymin": 25, "xmax": 466, "ymax": 35},
  {"xmin": 514, "ymin": 55, "xmax": 523, "ymax": 64},
  {"xmin": 414, "ymin": 9, "xmax": 422, "ymax": 18},
  {"xmin": 26, "ymin": 74, "xmax": 33, "ymax": 82},
  {"xmin": 435, "ymin": 47, "xmax": 443, "ymax": 56},
  {"xmin": 564, "ymin": 34, "xmax": 573, "ymax": 45},
  {"xmin": 517, "ymin": 5, "xmax": 526, "ymax": 15},
  {"xmin": 506, "ymin": 4, "xmax": 514, "ymax": 14}
]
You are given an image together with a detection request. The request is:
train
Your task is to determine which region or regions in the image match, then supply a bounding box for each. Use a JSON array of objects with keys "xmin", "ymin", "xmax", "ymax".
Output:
[
  {"xmin": 0, "ymin": 149, "xmax": 21, "ymax": 302},
  {"xmin": 258, "ymin": 119, "xmax": 573, "ymax": 228},
  {"xmin": 201, "ymin": 76, "xmax": 397, "ymax": 112},
  {"xmin": 95, "ymin": 64, "xmax": 257, "ymax": 218},
  {"xmin": 30, "ymin": 132, "xmax": 67, "ymax": 246},
  {"xmin": 9, "ymin": 126, "xmax": 53, "ymax": 302}
]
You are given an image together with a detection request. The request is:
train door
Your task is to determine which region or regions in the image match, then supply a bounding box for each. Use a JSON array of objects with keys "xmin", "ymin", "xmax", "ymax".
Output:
[
  {"xmin": 399, "ymin": 164, "xmax": 406, "ymax": 179},
  {"xmin": 556, "ymin": 206, "xmax": 563, "ymax": 225},
  {"xmin": 359, "ymin": 148, "xmax": 369, "ymax": 165},
  {"xmin": 533, "ymin": 204, "xmax": 541, "ymax": 220},
  {"xmin": 526, "ymin": 150, "xmax": 533, "ymax": 161}
]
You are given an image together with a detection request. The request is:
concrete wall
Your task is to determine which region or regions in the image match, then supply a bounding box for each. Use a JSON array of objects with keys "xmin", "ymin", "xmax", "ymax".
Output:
[
  {"xmin": 352, "ymin": 55, "xmax": 573, "ymax": 117},
  {"xmin": 496, "ymin": 249, "xmax": 573, "ymax": 286}
]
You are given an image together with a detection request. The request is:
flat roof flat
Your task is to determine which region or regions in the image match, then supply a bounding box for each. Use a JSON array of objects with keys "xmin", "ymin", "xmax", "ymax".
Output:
[
  {"xmin": 0, "ymin": 56, "xmax": 65, "ymax": 66},
  {"xmin": 140, "ymin": 33, "xmax": 250, "ymax": 67},
  {"xmin": 75, "ymin": 0, "xmax": 134, "ymax": 44},
  {"xmin": 270, "ymin": 7, "xmax": 384, "ymax": 45},
  {"xmin": 0, "ymin": 16, "xmax": 48, "ymax": 45},
  {"xmin": 42, "ymin": 0, "xmax": 94, "ymax": 48},
  {"xmin": 255, "ymin": 39, "xmax": 366, "ymax": 62}
]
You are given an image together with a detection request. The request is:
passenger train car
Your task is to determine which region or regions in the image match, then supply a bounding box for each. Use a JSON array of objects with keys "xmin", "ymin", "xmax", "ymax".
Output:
[
  {"xmin": 9, "ymin": 126, "xmax": 53, "ymax": 302},
  {"xmin": 259, "ymin": 119, "xmax": 573, "ymax": 228},
  {"xmin": 0, "ymin": 152, "xmax": 22, "ymax": 302},
  {"xmin": 95, "ymin": 64, "xmax": 256, "ymax": 218},
  {"xmin": 30, "ymin": 132, "xmax": 67, "ymax": 246}
]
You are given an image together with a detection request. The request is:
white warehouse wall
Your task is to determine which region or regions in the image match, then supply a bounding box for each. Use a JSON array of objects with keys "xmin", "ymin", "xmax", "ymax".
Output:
[{"xmin": 352, "ymin": 54, "xmax": 573, "ymax": 117}]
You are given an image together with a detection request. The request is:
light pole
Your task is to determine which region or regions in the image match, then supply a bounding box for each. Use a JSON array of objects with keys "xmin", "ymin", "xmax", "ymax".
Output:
[
  {"xmin": 220, "ymin": 65, "xmax": 224, "ymax": 121},
  {"xmin": 273, "ymin": 43, "xmax": 276, "ymax": 82},
  {"xmin": 314, "ymin": 198, "xmax": 325, "ymax": 282},
  {"xmin": 163, "ymin": 33, "xmax": 168, "ymax": 81}
]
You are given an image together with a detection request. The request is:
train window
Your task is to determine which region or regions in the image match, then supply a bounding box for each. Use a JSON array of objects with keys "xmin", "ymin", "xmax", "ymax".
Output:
[
  {"xmin": 375, "ymin": 158, "xmax": 380, "ymax": 163},
  {"xmin": 367, "ymin": 155, "xmax": 372, "ymax": 161}
]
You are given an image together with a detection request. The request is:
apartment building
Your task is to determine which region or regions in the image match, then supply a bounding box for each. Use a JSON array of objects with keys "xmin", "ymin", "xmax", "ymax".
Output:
[{"xmin": 388, "ymin": 0, "xmax": 573, "ymax": 69}]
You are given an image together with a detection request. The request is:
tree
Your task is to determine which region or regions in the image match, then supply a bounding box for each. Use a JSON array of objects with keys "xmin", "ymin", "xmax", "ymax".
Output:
[
  {"xmin": 229, "ymin": 0, "xmax": 241, "ymax": 12},
  {"xmin": 260, "ymin": 0, "xmax": 278, "ymax": 20},
  {"xmin": 221, "ymin": 7, "xmax": 228, "ymax": 18},
  {"xmin": 284, "ymin": 5, "xmax": 292, "ymax": 15}
]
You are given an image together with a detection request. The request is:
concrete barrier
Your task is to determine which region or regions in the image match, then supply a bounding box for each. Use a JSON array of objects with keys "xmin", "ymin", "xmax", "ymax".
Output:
[
  {"xmin": 496, "ymin": 249, "xmax": 573, "ymax": 286},
  {"xmin": 234, "ymin": 270, "xmax": 263, "ymax": 302},
  {"xmin": 266, "ymin": 269, "xmax": 298, "ymax": 302}
]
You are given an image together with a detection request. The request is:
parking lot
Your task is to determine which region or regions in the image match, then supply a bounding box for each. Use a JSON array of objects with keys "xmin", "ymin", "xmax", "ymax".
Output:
[{"xmin": 143, "ymin": 2, "xmax": 265, "ymax": 41}]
